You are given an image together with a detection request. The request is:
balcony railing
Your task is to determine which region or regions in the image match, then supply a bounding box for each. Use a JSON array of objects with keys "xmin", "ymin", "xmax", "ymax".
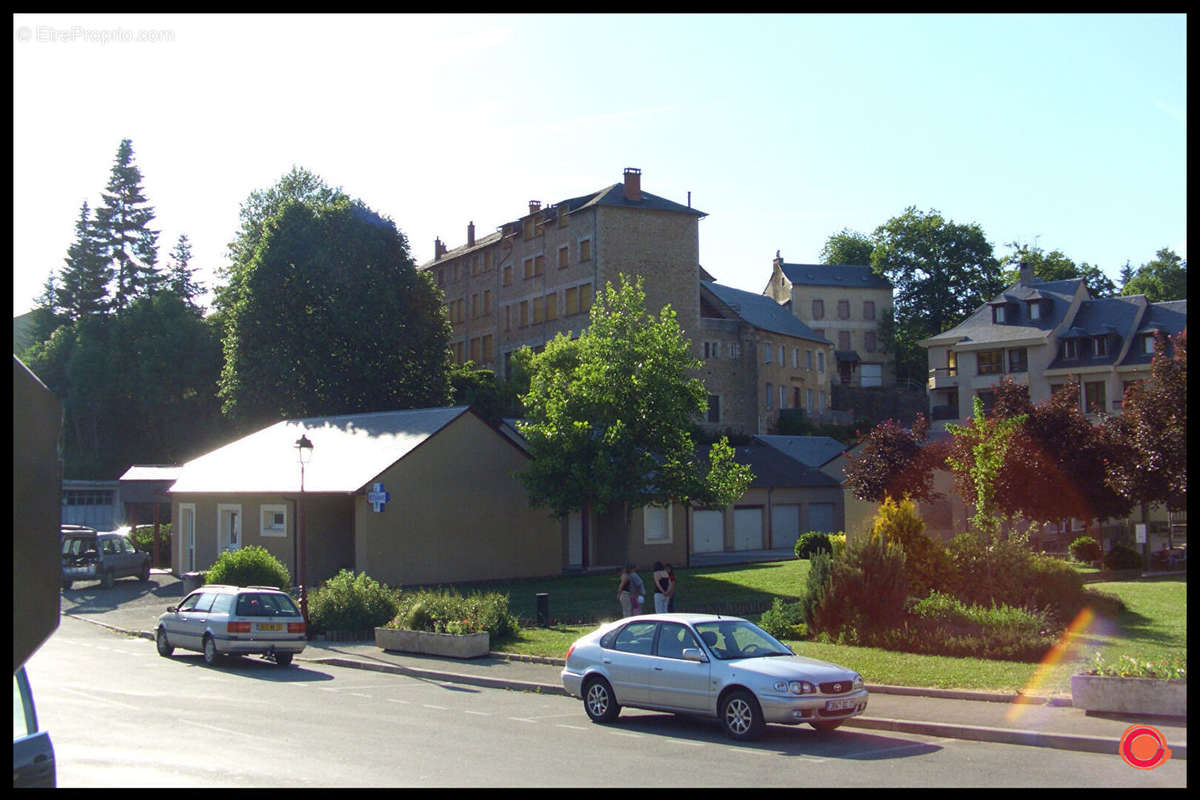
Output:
[{"xmin": 927, "ymin": 366, "xmax": 958, "ymax": 390}]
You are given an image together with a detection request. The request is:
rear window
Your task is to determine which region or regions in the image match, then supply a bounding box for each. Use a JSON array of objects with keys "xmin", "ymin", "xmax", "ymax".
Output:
[{"xmin": 236, "ymin": 593, "xmax": 300, "ymax": 617}]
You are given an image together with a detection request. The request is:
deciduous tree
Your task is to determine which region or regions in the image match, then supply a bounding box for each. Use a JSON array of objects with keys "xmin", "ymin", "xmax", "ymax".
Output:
[
  {"xmin": 1121, "ymin": 248, "xmax": 1187, "ymax": 302},
  {"xmin": 843, "ymin": 414, "xmax": 946, "ymax": 504}
]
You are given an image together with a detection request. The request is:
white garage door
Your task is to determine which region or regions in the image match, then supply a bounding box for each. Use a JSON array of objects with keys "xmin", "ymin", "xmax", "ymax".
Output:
[
  {"xmin": 733, "ymin": 508, "xmax": 763, "ymax": 551},
  {"xmin": 861, "ymin": 363, "xmax": 882, "ymax": 387},
  {"xmin": 692, "ymin": 510, "xmax": 724, "ymax": 553},
  {"xmin": 771, "ymin": 504, "xmax": 800, "ymax": 551},
  {"xmin": 808, "ymin": 503, "xmax": 835, "ymax": 533}
]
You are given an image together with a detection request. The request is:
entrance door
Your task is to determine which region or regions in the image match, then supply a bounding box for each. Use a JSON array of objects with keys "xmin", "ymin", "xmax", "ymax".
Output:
[
  {"xmin": 179, "ymin": 504, "xmax": 196, "ymax": 572},
  {"xmin": 218, "ymin": 505, "xmax": 242, "ymax": 554}
]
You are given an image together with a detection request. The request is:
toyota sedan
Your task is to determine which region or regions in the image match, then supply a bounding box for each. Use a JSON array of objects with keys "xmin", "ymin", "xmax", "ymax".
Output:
[{"xmin": 561, "ymin": 613, "xmax": 868, "ymax": 741}]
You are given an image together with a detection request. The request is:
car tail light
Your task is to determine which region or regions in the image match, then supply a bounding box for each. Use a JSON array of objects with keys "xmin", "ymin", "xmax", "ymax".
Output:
[
  {"xmin": 287, "ymin": 622, "xmax": 305, "ymax": 634},
  {"xmin": 566, "ymin": 644, "xmax": 575, "ymax": 661},
  {"xmin": 227, "ymin": 622, "xmax": 251, "ymax": 633}
]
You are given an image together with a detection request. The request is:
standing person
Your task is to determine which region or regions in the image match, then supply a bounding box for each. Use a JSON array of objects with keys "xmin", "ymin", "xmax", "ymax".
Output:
[
  {"xmin": 629, "ymin": 564, "xmax": 645, "ymax": 615},
  {"xmin": 665, "ymin": 563, "xmax": 677, "ymax": 612},
  {"xmin": 617, "ymin": 564, "xmax": 634, "ymax": 617},
  {"xmin": 653, "ymin": 562, "xmax": 671, "ymax": 613}
]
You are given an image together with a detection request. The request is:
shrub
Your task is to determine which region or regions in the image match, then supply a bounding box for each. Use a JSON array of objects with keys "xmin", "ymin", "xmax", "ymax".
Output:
[
  {"xmin": 131, "ymin": 524, "xmax": 171, "ymax": 561},
  {"xmin": 391, "ymin": 589, "xmax": 519, "ymax": 640},
  {"xmin": 306, "ymin": 570, "xmax": 400, "ymax": 635},
  {"xmin": 895, "ymin": 591, "xmax": 1056, "ymax": 662},
  {"xmin": 757, "ymin": 598, "xmax": 807, "ymax": 641},
  {"xmin": 1024, "ymin": 554, "xmax": 1087, "ymax": 624},
  {"xmin": 794, "ymin": 532, "xmax": 832, "ymax": 559},
  {"xmin": 827, "ymin": 533, "xmax": 847, "ymax": 558},
  {"xmin": 205, "ymin": 545, "xmax": 291, "ymax": 590},
  {"xmin": 1069, "ymin": 536, "xmax": 1102, "ymax": 563},
  {"xmin": 806, "ymin": 536, "xmax": 908, "ymax": 644},
  {"xmin": 946, "ymin": 531, "xmax": 1032, "ymax": 610},
  {"xmin": 870, "ymin": 496, "xmax": 954, "ymax": 597},
  {"xmin": 1103, "ymin": 543, "xmax": 1143, "ymax": 571},
  {"xmin": 800, "ymin": 551, "xmax": 836, "ymax": 630}
]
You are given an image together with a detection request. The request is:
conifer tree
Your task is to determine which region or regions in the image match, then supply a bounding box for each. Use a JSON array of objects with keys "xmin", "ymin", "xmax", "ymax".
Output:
[
  {"xmin": 59, "ymin": 201, "xmax": 113, "ymax": 320},
  {"xmin": 94, "ymin": 139, "xmax": 161, "ymax": 310},
  {"xmin": 165, "ymin": 233, "xmax": 203, "ymax": 307}
]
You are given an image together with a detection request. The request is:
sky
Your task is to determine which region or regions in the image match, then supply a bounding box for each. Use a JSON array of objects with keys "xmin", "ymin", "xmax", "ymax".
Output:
[{"xmin": 12, "ymin": 13, "xmax": 1187, "ymax": 318}]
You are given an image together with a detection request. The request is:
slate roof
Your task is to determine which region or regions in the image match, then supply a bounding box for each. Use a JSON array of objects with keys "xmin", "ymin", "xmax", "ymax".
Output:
[
  {"xmin": 701, "ymin": 281, "xmax": 830, "ymax": 344},
  {"xmin": 922, "ymin": 278, "xmax": 1083, "ymax": 347},
  {"xmin": 169, "ymin": 406, "xmax": 476, "ymax": 495},
  {"xmin": 779, "ymin": 263, "xmax": 892, "ymax": 290},
  {"xmin": 731, "ymin": 440, "xmax": 842, "ymax": 489},
  {"xmin": 753, "ymin": 435, "xmax": 846, "ymax": 468},
  {"xmin": 1118, "ymin": 298, "xmax": 1187, "ymax": 368}
]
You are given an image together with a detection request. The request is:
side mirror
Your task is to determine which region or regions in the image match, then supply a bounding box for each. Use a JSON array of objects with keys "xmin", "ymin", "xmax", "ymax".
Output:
[
  {"xmin": 682, "ymin": 648, "xmax": 707, "ymax": 663},
  {"xmin": 166, "ymin": 606, "xmax": 177, "ymax": 613}
]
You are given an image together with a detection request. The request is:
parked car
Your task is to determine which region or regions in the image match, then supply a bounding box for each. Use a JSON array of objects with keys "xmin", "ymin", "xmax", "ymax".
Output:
[
  {"xmin": 156, "ymin": 585, "xmax": 307, "ymax": 667},
  {"xmin": 561, "ymin": 613, "xmax": 868, "ymax": 741},
  {"xmin": 60, "ymin": 527, "xmax": 151, "ymax": 590},
  {"xmin": 13, "ymin": 665, "xmax": 55, "ymax": 788}
]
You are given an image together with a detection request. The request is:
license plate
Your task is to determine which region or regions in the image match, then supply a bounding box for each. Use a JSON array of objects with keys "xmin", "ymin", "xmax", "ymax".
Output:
[
  {"xmin": 257, "ymin": 623, "xmax": 282, "ymax": 631},
  {"xmin": 825, "ymin": 698, "xmax": 856, "ymax": 712}
]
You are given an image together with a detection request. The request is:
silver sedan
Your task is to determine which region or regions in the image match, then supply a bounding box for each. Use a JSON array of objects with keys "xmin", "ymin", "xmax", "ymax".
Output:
[{"xmin": 561, "ymin": 613, "xmax": 867, "ymax": 740}]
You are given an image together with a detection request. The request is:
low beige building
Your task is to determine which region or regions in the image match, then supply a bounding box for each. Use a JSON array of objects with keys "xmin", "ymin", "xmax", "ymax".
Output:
[{"xmin": 168, "ymin": 406, "xmax": 561, "ymax": 589}]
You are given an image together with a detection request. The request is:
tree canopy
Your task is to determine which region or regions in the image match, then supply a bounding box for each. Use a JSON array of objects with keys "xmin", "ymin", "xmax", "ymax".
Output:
[
  {"xmin": 1121, "ymin": 248, "xmax": 1187, "ymax": 302},
  {"xmin": 843, "ymin": 414, "xmax": 947, "ymax": 504},
  {"xmin": 820, "ymin": 228, "xmax": 875, "ymax": 265},
  {"xmin": 518, "ymin": 274, "xmax": 753, "ymax": 525},
  {"xmin": 94, "ymin": 139, "xmax": 161, "ymax": 310},
  {"xmin": 1000, "ymin": 241, "xmax": 1116, "ymax": 298}
]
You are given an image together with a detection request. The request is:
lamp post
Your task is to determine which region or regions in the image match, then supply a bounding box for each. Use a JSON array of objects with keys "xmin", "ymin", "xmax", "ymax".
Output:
[{"xmin": 295, "ymin": 434, "xmax": 313, "ymax": 626}]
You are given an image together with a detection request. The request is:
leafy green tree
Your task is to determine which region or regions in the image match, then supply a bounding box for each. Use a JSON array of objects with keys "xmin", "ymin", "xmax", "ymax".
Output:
[
  {"xmin": 1121, "ymin": 248, "xmax": 1187, "ymax": 302},
  {"xmin": 1000, "ymin": 241, "xmax": 1116, "ymax": 298},
  {"xmin": 820, "ymin": 228, "xmax": 875, "ymax": 265},
  {"xmin": 94, "ymin": 139, "xmax": 161, "ymax": 310},
  {"xmin": 218, "ymin": 196, "xmax": 450, "ymax": 430},
  {"xmin": 945, "ymin": 396, "xmax": 1026, "ymax": 540},
  {"xmin": 518, "ymin": 275, "xmax": 753, "ymax": 547},
  {"xmin": 449, "ymin": 361, "xmax": 505, "ymax": 425},
  {"xmin": 869, "ymin": 207, "xmax": 1006, "ymax": 384},
  {"xmin": 58, "ymin": 201, "xmax": 113, "ymax": 320}
]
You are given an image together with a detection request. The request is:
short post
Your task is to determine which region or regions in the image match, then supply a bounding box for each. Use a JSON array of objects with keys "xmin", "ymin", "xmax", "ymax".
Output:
[{"xmin": 535, "ymin": 593, "xmax": 549, "ymax": 627}]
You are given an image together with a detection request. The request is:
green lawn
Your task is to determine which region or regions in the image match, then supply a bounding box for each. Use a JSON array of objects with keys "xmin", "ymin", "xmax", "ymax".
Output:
[{"xmin": 472, "ymin": 563, "xmax": 1186, "ymax": 696}]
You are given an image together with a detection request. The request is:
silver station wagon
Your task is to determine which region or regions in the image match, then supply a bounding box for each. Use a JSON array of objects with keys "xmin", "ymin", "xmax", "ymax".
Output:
[
  {"xmin": 561, "ymin": 613, "xmax": 868, "ymax": 741},
  {"xmin": 155, "ymin": 585, "xmax": 306, "ymax": 667}
]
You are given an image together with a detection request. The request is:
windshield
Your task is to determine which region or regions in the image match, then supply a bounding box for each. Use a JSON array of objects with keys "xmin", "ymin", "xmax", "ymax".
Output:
[{"xmin": 693, "ymin": 620, "xmax": 792, "ymax": 660}]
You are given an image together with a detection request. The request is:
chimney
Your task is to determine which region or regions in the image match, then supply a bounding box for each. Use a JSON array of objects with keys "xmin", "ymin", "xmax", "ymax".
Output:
[
  {"xmin": 467, "ymin": 221, "xmax": 475, "ymax": 247},
  {"xmin": 434, "ymin": 237, "xmax": 446, "ymax": 261},
  {"xmin": 1018, "ymin": 261, "xmax": 1034, "ymax": 285},
  {"xmin": 623, "ymin": 167, "xmax": 642, "ymax": 201},
  {"xmin": 528, "ymin": 200, "xmax": 541, "ymax": 215}
]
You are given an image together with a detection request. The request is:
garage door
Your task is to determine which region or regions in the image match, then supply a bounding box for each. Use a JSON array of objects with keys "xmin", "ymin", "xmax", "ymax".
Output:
[
  {"xmin": 771, "ymin": 504, "xmax": 800, "ymax": 551},
  {"xmin": 808, "ymin": 503, "xmax": 835, "ymax": 533},
  {"xmin": 733, "ymin": 507, "xmax": 763, "ymax": 551},
  {"xmin": 692, "ymin": 510, "xmax": 724, "ymax": 553}
]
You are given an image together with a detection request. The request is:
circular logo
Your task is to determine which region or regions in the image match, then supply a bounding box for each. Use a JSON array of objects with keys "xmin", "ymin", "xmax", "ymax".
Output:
[{"xmin": 1119, "ymin": 725, "xmax": 1172, "ymax": 770}]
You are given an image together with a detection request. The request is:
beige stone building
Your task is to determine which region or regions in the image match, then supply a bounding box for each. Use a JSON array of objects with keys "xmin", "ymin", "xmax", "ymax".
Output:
[
  {"xmin": 763, "ymin": 256, "xmax": 896, "ymax": 389},
  {"xmin": 421, "ymin": 168, "xmax": 704, "ymax": 378}
]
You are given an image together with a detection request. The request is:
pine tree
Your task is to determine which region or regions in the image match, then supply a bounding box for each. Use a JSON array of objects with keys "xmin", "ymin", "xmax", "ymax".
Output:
[
  {"xmin": 165, "ymin": 233, "xmax": 203, "ymax": 307},
  {"xmin": 94, "ymin": 139, "xmax": 161, "ymax": 310},
  {"xmin": 59, "ymin": 201, "xmax": 113, "ymax": 319}
]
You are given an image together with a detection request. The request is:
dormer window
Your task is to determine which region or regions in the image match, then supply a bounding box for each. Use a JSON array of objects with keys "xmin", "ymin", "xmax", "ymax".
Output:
[
  {"xmin": 993, "ymin": 304, "xmax": 1007, "ymax": 323},
  {"xmin": 1028, "ymin": 301, "xmax": 1041, "ymax": 321},
  {"xmin": 1095, "ymin": 336, "xmax": 1108, "ymax": 357},
  {"xmin": 1065, "ymin": 339, "xmax": 1078, "ymax": 359},
  {"xmin": 1142, "ymin": 334, "xmax": 1157, "ymax": 355}
]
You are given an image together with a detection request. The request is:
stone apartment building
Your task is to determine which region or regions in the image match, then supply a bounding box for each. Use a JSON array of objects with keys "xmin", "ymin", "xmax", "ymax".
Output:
[
  {"xmin": 421, "ymin": 168, "xmax": 703, "ymax": 379},
  {"xmin": 762, "ymin": 257, "xmax": 896, "ymax": 389}
]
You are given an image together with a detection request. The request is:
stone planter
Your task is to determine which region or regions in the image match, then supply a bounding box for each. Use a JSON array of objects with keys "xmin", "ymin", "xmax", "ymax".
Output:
[
  {"xmin": 375, "ymin": 627, "xmax": 490, "ymax": 659},
  {"xmin": 1070, "ymin": 674, "xmax": 1187, "ymax": 718}
]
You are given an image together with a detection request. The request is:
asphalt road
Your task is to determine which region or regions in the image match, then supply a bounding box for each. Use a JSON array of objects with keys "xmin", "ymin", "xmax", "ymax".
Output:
[{"xmin": 26, "ymin": 617, "xmax": 1188, "ymax": 788}]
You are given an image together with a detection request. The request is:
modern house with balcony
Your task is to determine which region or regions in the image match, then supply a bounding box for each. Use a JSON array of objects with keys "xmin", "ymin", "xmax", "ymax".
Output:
[{"xmin": 919, "ymin": 263, "xmax": 1186, "ymax": 428}]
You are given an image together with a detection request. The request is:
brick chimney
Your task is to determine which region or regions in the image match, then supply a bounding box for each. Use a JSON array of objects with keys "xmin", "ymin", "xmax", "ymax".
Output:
[
  {"xmin": 623, "ymin": 167, "xmax": 642, "ymax": 201},
  {"xmin": 467, "ymin": 221, "xmax": 475, "ymax": 247},
  {"xmin": 1018, "ymin": 261, "xmax": 1034, "ymax": 285},
  {"xmin": 434, "ymin": 237, "xmax": 446, "ymax": 261},
  {"xmin": 528, "ymin": 200, "xmax": 541, "ymax": 215}
]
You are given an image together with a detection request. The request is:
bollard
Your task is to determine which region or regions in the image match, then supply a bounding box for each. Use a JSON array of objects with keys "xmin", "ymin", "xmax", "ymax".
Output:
[{"xmin": 535, "ymin": 592, "xmax": 549, "ymax": 627}]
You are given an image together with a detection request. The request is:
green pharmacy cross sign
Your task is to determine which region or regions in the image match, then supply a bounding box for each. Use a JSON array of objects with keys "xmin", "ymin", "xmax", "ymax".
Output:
[{"xmin": 367, "ymin": 482, "xmax": 391, "ymax": 512}]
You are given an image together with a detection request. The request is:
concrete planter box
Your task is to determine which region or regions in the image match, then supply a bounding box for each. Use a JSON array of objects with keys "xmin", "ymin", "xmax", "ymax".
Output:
[
  {"xmin": 1070, "ymin": 674, "xmax": 1187, "ymax": 718},
  {"xmin": 375, "ymin": 627, "xmax": 490, "ymax": 659}
]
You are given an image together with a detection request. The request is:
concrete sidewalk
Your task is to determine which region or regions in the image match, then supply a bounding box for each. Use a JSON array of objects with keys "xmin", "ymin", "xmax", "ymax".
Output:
[{"xmin": 62, "ymin": 571, "xmax": 1186, "ymax": 759}]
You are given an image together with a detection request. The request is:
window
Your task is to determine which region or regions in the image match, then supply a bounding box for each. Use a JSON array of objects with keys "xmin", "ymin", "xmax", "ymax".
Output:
[
  {"xmin": 976, "ymin": 389, "xmax": 996, "ymax": 414},
  {"xmin": 504, "ymin": 305, "xmax": 511, "ymax": 332},
  {"xmin": 643, "ymin": 505, "xmax": 672, "ymax": 544},
  {"xmin": 579, "ymin": 239, "xmax": 591, "ymax": 261},
  {"xmin": 818, "ymin": 390, "xmax": 825, "ymax": 409},
  {"xmin": 1085, "ymin": 381, "xmax": 1106, "ymax": 414},
  {"xmin": 863, "ymin": 300, "xmax": 876, "ymax": 320},
  {"xmin": 807, "ymin": 389, "xmax": 814, "ymax": 411},
  {"xmin": 977, "ymin": 349, "xmax": 1004, "ymax": 375},
  {"xmin": 837, "ymin": 300, "xmax": 850, "ymax": 320},
  {"xmin": 558, "ymin": 246, "xmax": 569, "ymax": 269},
  {"xmin": 519, "ymin": 301, "xmax": 529, "ymax": 327},
  {"xmin": 1065, "ymin": 339, "xmax": 1078, "ymax": 359},
  {"xmin": 656, "ymin": 622, "xmax": 700, "ymax": 660},
  {"xmin": 482, "ymin": 335, "xmax": 493, "ymax": 362},
  {"xmin": 532, "ymin": 296, "xmax": 544, "ymax": 324},
  {"xmin": 471, "ymin": 293, "xmax": 479, "ymax": 319},
  {"xmin": 728, "ymin": 342, "xmax": 741, "ymax": 359},
  {"xmin": 1142, "ymin": 334, "xmax": 1156, "ymax": 354},
  {"xmin": 260, "ymin": 505, "xmax": 287, "ymax": 538},
  {"xmin": 534, "ymin": 255, "xmax": 545, "ymax": 276},
  {"xmin": 779, "ymin": 385, "xmax": 787, "ymax": 409},
  {"xmin": 764, "ymin": 344, "xmax": 772, "ymax": 364},
  {"xmin": 470, "ymin": 337, "xmax": 481, "ymax": 363},
  {"xmin": 503, "ymin": 265, "xmax": 512, "ymax": 287},
  {"xmin": 704, "ymin": 341, "xmax": 720, "ymax": 360},
  {"xmin": 613, "ymin": 621, "xmax": 656, "ymax": 655},
  {"xmin": 523, "ymin": 257, "xmax": 534, "ymax": 280},
  {"xmin": 1095, "ymin": 336, "xmax": 1108, "ymax": 357},
  {"xmin": 707, "ymin": 395, "xmax": 720, "ymax": 423},
  {"xmin": 778, "ymin": 345, "xmax": 784, "ymax": 365},
  {"xmin": 580, "ymin": 283, "xmax": 593, "ymax": 313},
  {"xmin": 765, "ymin": 383, "xmax": 773, "ymax": 410},
  {"xmin": 1029, "ymin": 301, "xmax": 1041, "ymax": 320},
  {"xmin": 838, "ymin": 331, "xmax": 851, "ymax": 351},
  {"xmin": 483, "ymin": 290, "xmax": 491, "ymax": 317},
  {"xmin": 861, "ymin": 363, "xmax": 882, "ymax": 387},
  {"xmin": 792, "ymin": 348, "xmax": 799, "ymax": 368},
  {"xmin": 565, "ymin": 287, "xmax": 579, "ymax": 316},
  {"xmin": 806, "ymin": 350, "xmax": 813, "ymax": 370},
  {"xmin": 993, "ymin": 304, "xmax": 1007, "ymax": 323},
  {"xmin": 864, "ymin": 331, "xmax": 877, "ymax": 352},
  {"xmin": 1008, "ymin": 347, "xmax": 1028, "ymax": 373},
  {"xmin": 545, "ymin": 293, "xmax": 557, "ymax": 321},
  {"xmin": 817, "ymin": 352, "xmax": 825, "ymax": 373},
  {"xmin": 812, "ymin": 299, "xmax": 824, "ymax": 320}
]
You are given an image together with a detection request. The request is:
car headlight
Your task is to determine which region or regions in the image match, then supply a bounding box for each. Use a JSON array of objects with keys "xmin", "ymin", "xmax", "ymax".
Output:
[
  {"xmin": 773, "ymin": 680, "xmax": 817, "ymax": 695},
  {"xmin": 852, "ymin": 673, "xmax": 864, "ymax": 690}
]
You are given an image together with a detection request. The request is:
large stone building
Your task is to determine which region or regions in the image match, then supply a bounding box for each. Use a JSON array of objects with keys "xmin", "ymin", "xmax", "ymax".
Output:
[{"xmin": 763, "ymin": 256, "xmax": 896, "ymax": 389}]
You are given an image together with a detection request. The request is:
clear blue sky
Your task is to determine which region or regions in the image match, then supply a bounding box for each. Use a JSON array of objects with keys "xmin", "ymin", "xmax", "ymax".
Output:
[{"xmin": 12, "ymin": 13, "xmax": 1186, "ymax": 317}]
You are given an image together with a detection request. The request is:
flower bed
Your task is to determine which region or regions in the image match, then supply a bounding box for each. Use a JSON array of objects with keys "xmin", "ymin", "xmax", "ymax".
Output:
[{"xmin": 1071, "ymin": 654, "xmax": 1187, "ymax": 717}]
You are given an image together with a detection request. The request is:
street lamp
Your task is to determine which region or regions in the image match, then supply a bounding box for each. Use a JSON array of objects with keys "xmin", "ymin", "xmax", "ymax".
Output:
[{"xmin": 295, "ymin": 434, "xmax": 313, "ymax": 626}]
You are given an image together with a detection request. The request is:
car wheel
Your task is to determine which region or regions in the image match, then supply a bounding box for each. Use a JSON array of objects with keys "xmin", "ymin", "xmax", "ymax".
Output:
[
  {"xmin": 140, "ymin": 563, "xmax": 151, "ymax": 582},
  {"xmin": 583, "ymin": 676, "xmax": 621, "ymax": 723},
  {"xmin": 101, "ymin": 569, "xmax": 114, "ymax": 589},
  {"xmin": 156, "ymin": 628, "xmax": 174, "ymax": 658},
  {"xmin": 720, "ymin": 689, "xmax": 765, "ymax": 741},
  {"xmin": 203, "ymin": 635, "xmax": 222, "ymax": 667},
  {"xmin": 810, "ymin": 720, "xmax": 843, "ymax": 735},
  {"xmin": 275, "ymin": 652, "xmax": 294, "ymax": 666}
]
